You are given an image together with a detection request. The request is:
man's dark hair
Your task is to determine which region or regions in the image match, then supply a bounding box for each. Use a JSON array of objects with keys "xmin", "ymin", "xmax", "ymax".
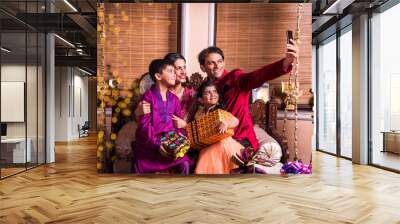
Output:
[
  {"xmin": 197, "ymin": 46, "xmax": 225, "ymax": 66},
  {"xmin": 148, "ymin": 59, "xmax": 174, "ymax": 82},
  {"xmin": 164, "ymin": 52, "xmax": 186, "ymax": 64}
]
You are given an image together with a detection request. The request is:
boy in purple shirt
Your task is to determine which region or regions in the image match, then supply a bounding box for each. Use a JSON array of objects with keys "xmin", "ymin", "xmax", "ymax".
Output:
[{"xmin": 133, "ymin": 59, "xmax": 190, "ymax": 174}]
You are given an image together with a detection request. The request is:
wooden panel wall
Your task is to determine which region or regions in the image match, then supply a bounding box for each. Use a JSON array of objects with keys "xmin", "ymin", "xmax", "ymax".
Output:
[
  {"xmin": 216, "ymin": 3, "xmax": 312, "ymax": 105},
  {"xmin": 99, "ymin": 3, "xmax": 179, "ymax": 89}
]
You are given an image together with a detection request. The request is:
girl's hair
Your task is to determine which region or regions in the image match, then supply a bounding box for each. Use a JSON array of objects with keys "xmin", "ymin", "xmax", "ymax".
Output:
[
  {"xmin": 187, "ymin": 79, "xmax": 225, "ymax": 122},
  {"xmin": 164, "ymin": 52, "xmax": 186, "ymax": 64},
  {"xmin": 196, "ymin": 79, "xmax": 225, "ymax": 108},
  {"xmin": 196, "ymin": 78, "xmax": 218, "ymax": 98},
  {"xmin": 148, "ymin": 59, "xmax": 174, "ymax": 82}
]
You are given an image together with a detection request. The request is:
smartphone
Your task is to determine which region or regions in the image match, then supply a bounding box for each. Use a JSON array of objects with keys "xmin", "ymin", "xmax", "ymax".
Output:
[{"xmin": 287, "ymin": 30, "xmax": 293, "ymax": 44}]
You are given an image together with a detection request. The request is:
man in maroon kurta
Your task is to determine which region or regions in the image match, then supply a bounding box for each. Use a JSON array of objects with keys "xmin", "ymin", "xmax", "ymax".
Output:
[{"xmin": 198, "ymin": 41, "xmax": 298, "ymax": 150}]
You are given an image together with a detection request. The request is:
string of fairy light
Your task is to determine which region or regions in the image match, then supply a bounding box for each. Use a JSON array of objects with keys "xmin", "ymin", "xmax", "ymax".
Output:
[{"xmin": 97, "ymin": 3, "xmax": 141, "ymax": 172}]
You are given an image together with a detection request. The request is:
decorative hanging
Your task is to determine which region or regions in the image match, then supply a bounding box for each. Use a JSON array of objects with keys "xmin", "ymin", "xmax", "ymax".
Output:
[
  {"xmin": 96, "ymin": 4, "xmax": 140, "ymax": 173},
  {"xmin": 280, "ymin": 3, "xmax": 311, "ymax": 175}
]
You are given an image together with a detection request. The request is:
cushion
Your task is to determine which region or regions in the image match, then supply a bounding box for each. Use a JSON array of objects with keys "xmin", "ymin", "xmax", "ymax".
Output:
[
  {"xmin": 115, "ymin": 121, "xmax": 137, "ymax": 158},
  {"xmin": 253, "ymin": 124, "xmax": 282, "ymax": 171},
  {"xmin": 253, "ymin": 124, "xmax": 279, "ymax": 146}
]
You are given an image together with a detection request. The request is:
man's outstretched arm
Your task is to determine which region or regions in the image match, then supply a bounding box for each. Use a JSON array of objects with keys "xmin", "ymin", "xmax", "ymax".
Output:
[{"xmin": 238, "ymin": 39, "xmax": 299, "ymax": 91}]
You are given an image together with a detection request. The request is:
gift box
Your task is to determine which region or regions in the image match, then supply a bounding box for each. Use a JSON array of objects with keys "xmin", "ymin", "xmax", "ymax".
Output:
[
  {"xmin": 280, "ymin": 160, "xmax": 312, "ymax": 175},
  {"xmin": 159, "ymin": 131, "xmax": 190, "ymax": 160},
  {"xmin": 186, "ymin": 109, "xmax": 234, "ymax": 149}
]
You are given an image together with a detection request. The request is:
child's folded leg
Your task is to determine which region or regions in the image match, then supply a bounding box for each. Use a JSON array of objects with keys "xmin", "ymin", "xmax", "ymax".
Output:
[{"xmin": 174, "ymin": 160, "xmax": 190, "ymax": 174}]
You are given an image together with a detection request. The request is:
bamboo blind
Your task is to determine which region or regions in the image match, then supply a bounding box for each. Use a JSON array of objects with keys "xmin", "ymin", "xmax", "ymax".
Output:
[
  {"xmin": 216, "ymin": 3, "xmax": 312, "ymax": 105},
  {"xmin": 99, "ymin": 3, "xmax": 179, "ymax": 89}
]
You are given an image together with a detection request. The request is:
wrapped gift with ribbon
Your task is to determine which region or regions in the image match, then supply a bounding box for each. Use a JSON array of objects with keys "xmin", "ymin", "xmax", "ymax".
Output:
[
  {"xmin": 280, "ymin": 160, "xmax": 312, "ymax": 175},
  {"xmin": 159, "ymin": 131, "xmax": 190, "ymax": 160},
  {"xmin": 186, "ymin": 109, "xmax": 234, "ymax": 149}
]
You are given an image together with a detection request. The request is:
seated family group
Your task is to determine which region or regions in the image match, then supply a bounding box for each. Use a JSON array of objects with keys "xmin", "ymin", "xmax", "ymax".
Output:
[{"xmin": 126, "ymin": 43, "xmax": 298, "ymax": 174}]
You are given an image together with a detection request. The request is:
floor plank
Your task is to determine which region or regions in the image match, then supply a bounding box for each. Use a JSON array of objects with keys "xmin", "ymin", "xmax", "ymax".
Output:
[{"xmin": 0, "ymin": 135, "xmax": 399, "ymax": 223}]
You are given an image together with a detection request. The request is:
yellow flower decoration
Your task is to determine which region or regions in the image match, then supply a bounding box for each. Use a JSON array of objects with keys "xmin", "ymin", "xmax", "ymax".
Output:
[
  {"xmin": 97, "ymin": 162, "xmax": 102, "ymax": 170},
  {"xmin": 103, "ymin": 96, "xmax": 110, "ymax": 103},
  {"xmin": 98, "ymin": 145, "xmax": 104, "ymax": 152},
  {"xmin": 98, "ymin": 130, "xmax": 104, "ymax": 139},
  {"xmin": 110, "ymin": 133, "xmax": 117, "ymax": 140},
  {"xmin": 112, "ymin": 89, "xmax": 119, "ymax": 97},
  {"xmin": 122, "ymin": 109, "xmax": 132, "ymax": 117},
  {"xmin": 134, "ymin": 88, "xmax": 140, "ymax": 96},
  {"xmin": 118, "ymin": 102, "xmax": 127, "ymax": 109},
  {"xmin": 111, "ymin": 116, "xmax": 118, "ymax": 123},
  {"xmin": 111, "ymin": 99, "xmax": 117, "ymax": 106},
  {"xmin": 115, "ymin": 107, "xmax": 121, "ymax": 113},
  {"xmin": 124, "ymin": 98, "xmax": 131, "ymax": 104},
  {"xmin": 106, "ymin": 142, "xmax": 114, "ymax": 150},
  {"xmin": 100, "ymin": 102, "xmax": 106, "ymax": 109}
]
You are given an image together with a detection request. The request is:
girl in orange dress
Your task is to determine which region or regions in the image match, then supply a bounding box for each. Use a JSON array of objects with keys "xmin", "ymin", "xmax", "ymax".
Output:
[{"xmin": 189, "ymin": 79, "xmax": 244, "ymax": 174}]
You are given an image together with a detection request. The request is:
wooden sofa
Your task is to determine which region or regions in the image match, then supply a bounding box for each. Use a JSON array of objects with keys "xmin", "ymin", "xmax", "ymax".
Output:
[{"xmin": 249, "ymin": 98, "xmax": 289, "ymax": 163}]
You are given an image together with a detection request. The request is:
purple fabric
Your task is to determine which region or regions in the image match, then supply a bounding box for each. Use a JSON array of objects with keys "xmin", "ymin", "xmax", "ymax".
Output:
[
  {"xmin": 180, "ymin": 87, "xmax": 196, "ymax": 118},
  {"xmin": 133, "ymin": 85, "xmax": 190, "ymax": 174}
]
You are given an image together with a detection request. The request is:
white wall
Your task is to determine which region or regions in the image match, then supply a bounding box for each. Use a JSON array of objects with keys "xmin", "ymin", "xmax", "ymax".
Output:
[
  {"xmin": 1, "ymin": 65, "xmax": 27, "ymax": 139},
  {"xmin": 312, "ymin": 45, "xmax": 316, "ymax": 151},
  {"xmin": 72, "ymin": 72, "xmax": 89, "ymax": 138},
  {"xmin": 1, "ymin": 63, "xmax": 46, "ymax": 164},
  {"xmin": 1, "ymin": 65, "xmax": 41, "ymax": 137},
  {"xmin": 55, "ymin": 67, "xmax": 89, "ymax": 141},
  {"xmin": 55, "ymin": 66, "xmax": 69, "ymax": 141},
  {"xmin": 182, "ymin": 3, "xmax": 215, "ymax": 77}
]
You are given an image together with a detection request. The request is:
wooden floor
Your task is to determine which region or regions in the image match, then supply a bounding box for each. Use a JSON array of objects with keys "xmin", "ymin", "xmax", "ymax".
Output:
[
  {"xmin": 0, "ymin": 136, "xmax": 400, "ymax": 223},
  {"xmin": 1, "ymin": 167, "xmax": 26, "ymax": 178},
  {"xmin": 372, "ymin": 151, "xmax": 400, "ymax": 171},
  {"xmin": 1, "ymin": 163, "xmax": 44, "ymax": 178}
]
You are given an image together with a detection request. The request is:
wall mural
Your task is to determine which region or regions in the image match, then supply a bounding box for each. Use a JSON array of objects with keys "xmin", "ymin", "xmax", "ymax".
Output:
[{"xmin": 97, "ymin": 3, "xmax": 313, "ymax": 175}]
